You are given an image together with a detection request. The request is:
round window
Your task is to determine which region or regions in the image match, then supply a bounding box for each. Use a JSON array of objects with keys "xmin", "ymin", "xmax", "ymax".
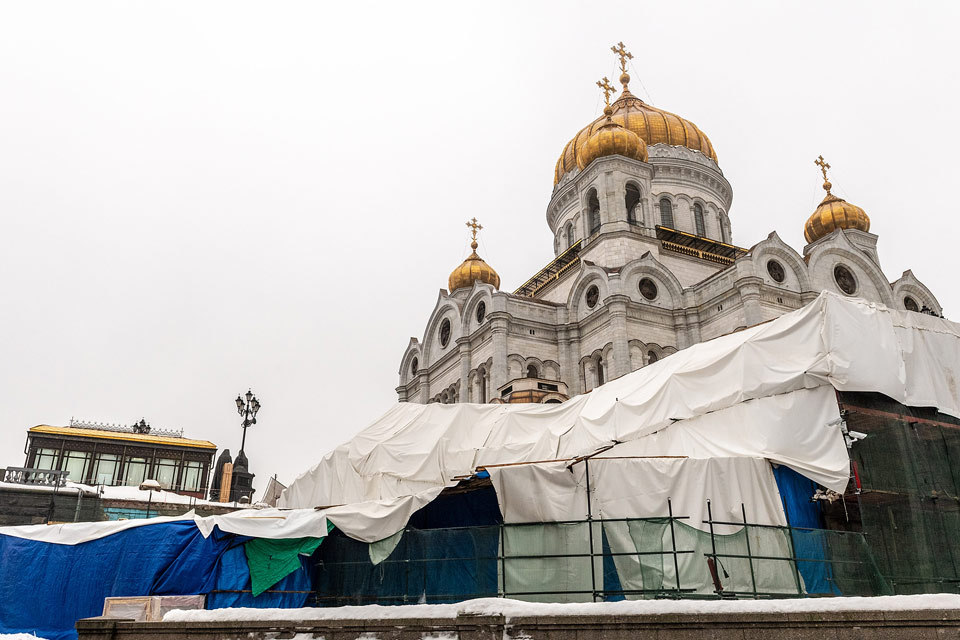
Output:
[
  {"xmin": 476, "ymin": 301, "xmax": 486, "ymax": 324},
  {"xmin": 767, "ymin": 260, "xmax": 786, "ymax": 283},
  {"xmin": 410, "ymin": 357, "xmax": 418, "ymax": 375},
  {"xmin": 638, "ymin": 278, "xmax": 658, "ymax": 301},
  {"xmin": 585, "ymin": 285, "xmax": 600, "ymax": 309},
  {"xmin": 833, "ymin": 264, "xmax": 858, "ymax": 295},
  {"xmin": 904, "ymin": 296, "xmax": 919, "ymax": 312},
  {"xmin": 439, "ymin": 318, "xmax": 451, "ymax": 347}
]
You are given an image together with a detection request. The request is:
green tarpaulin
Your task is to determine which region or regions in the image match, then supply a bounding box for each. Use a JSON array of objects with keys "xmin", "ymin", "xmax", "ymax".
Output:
[{"xmin": 244, "ymin": 521, "xmax": 334, "ymax": 596}]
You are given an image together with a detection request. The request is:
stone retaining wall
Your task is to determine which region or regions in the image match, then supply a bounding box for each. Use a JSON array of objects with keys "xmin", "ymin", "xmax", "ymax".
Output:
[{"xmin": 78, "ymin": 608, "xmax": 960, "ymax": 640}]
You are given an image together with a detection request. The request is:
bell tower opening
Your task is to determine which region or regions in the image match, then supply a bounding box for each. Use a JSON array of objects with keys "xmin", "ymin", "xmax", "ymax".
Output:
[
  {"xmin": 587, "ymin": 189, "xmax": 601, "ymax": 235},
  {"xmin": 626, "ymin": 183, "xmax": 641, "ymax": 225}
]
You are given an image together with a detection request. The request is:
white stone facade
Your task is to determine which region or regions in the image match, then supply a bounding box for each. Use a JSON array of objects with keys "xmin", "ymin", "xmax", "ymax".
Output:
[{"xmin": 397, "ymin": 144, "xmax": 943, "ymax": 404}]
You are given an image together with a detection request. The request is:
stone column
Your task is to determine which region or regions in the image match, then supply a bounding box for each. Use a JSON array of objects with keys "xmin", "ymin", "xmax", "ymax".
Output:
[
  {"xmin": 607, "ymin": 295, "xmax": 631, "ymax": 378},
  {"xmin": 684, "ymin": 307, "xmax": 702, "ymax": 347},
  {"xmin": 490, "ymin": 316, "xmax": 509, "ymax": 393},
  {"xmin": 557, "ymin": 327, "xmax": 574, "ymax": 396},
  {"xmin": 566, "ymin": 326, "xmax": 583, "ymax": 396},
  {"xmin": 418, "ymin": 372, "xmax": 431, "ymax": 404},
  {"xmin": 457, "ymin": 338, "xmax": 472, "ymax": 403},
  {"xmin": 736, "ymin": 276, "xmax": 764, "ymax": 327}
]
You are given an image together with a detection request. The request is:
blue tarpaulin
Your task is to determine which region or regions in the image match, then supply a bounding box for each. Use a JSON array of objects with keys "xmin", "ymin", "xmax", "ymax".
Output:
[
  {"xmin": 0, "ymin": 521, "xmax": 235, "ymax": 640},
  {"xmin": 773, "ymin": 465, "xmax": 841, "ymax": 595},
  {"xmin": 206, "ymin": 543, "xmax": 316, "ymax": 610}
]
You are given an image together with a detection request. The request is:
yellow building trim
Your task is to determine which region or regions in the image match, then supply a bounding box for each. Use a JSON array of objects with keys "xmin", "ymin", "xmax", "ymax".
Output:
[{"xmin": 29, "ymin": 425, "xmax": 217, "ymax": 450}]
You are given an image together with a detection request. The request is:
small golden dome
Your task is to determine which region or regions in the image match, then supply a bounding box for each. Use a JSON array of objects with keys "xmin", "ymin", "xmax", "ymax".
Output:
[
  {"xmin": 555, "ymin": 90, "xmax": 717, "ymax": 185},
  {"xmin": 577, "ymin": 111, "xmax": 649, "ymax": 170},
  {"xmin": 804, "ymin": 156, "xmax": 870, "ymax": 243},
  {"xmin": 556, "ymin": 43, "xmax": 715, "ymax": 185},
  {"xmin": 449, "ymin": 218, "xmax": 500, "ymax": 292}
]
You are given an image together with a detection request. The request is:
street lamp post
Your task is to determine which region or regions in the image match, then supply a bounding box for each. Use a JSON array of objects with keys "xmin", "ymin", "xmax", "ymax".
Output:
[{"xmin": 235, "ymin": 389, "xmax": 260, "ymax": 455}]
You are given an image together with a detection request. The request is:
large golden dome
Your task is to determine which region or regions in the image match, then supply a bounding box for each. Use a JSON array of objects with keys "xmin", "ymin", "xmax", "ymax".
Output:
[
  {"xmin": 577, "ymin": 105, "xmax": 648, "ymax": 170},
  {"xmin": 449, "ymin": 218, "xmax": 500, "ymax": 292},
  {"xmin": 555, "ymin": 85, "xmax": 717, "ymax": 185},
  {"xmin": 804, "ymin": 157, "xmax": 870, "ymax": 243}
]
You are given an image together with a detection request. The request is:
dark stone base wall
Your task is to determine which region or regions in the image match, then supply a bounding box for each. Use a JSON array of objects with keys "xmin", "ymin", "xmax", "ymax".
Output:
[
  {"xmin": 78, "ymin": 609, "xmax": 960, "ymax": 640},
  {"xmin": 0, "ymin": 488, "xmax": 103, "ymax": 525},
  {"xmin": 0, "ymin": 488, "xmax": 240, "ymax": 526}
]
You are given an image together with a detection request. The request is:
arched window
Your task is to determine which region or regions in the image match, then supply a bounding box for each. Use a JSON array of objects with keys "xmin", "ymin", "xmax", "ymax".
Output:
[
  {"xmin": 526, "ymin": 364, "xmax": 539, "ymax": 379},
  {"xmin": 647, "ymin": 351, "xmax": 659, "ymax": 365},
  {"xmin": 694, "ymin": 203, "xmax": 705, "ymax": 236},
  {"xmin": 565, "ymin": 222, "xmax": 574, "ymax": 249},
  {"xmin": 588, "ymin": 189, "xmax": 601, "ymax": 235},
  {"xmin": 625, "ymin": 184, "xmax": 641, "ymax": 225},
  {"xmin": 596, "ymin": 356, "xmax": 605, "ymax": 386},
  {"xmin": 659, "ymin": 197, "xmax": 674, "ymax": 228}
]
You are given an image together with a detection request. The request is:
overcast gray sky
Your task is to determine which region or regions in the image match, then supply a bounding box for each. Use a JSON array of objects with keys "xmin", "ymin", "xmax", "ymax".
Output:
[{"xmin": 1, "ymin": 1, "xmax": 957, "ymax": 495}]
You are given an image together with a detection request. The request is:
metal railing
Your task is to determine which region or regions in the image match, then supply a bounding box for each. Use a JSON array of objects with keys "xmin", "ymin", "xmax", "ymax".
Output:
[{"xmin": 661, "ymin": 239, "xmax": 736, "ymax": 265}]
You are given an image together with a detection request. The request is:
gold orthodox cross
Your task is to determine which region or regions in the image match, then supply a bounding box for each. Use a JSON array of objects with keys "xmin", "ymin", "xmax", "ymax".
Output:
[
  {"xmin": 611, "ymin": 41, "xmax": 633, "ymax": 73},
  {"xmin": 815, "ymin": 155, "xmax": 831, "ymax": 181},
  {"xmin": 596, "ymin": 77, "xmax": 615, "ymax": 106},
  {"xmin": 466, "ymin": 217, "xmax": 483, "ymax": 241}
]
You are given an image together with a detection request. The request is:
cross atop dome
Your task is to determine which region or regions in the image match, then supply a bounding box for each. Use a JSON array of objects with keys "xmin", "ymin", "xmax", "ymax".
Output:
[
  {"xmin": 597, "ymin": 77, "xmax": 615, "ymax": 105},
  {"xmin": 611, "ymin": 41, "xmax": 633, "ymax": 93},
  {"xmin": 815, "ymin": 155, "xmax": 833, "ymax": 193},
  {"xmin": 815, "ymin": 155, "xmax": 831, "ymax": 180},
  {"xmin": 466, "ymin": 217, "xmax": 483, "ymax": 251}
]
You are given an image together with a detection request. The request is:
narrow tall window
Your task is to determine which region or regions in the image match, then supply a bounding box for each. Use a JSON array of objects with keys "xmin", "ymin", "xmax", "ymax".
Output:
[
  {"xmin": 566, "ymin": 223, "xmax": 574, "ymax": 248},
  {"xmin": 155, "ymin": 458, "xmax": 178, "ymax": 489},
  {"xmin": 526, "ymin": 364, "xmax": 539, "ymax": 379},
  {"xmin": 92, "ymin": 453, "xmax": 118, "ymax": 485},
  {"xmin": 182, "ymin": 461, "xmax": 203, "ymax": 491},
  {"xmin": 720, "ymin": 216, "xmax": 729, "ymax": 243},
  {"xmin": 597, "ymin": 356, "xmax": 605, "ymax": 386},
  {"xmin": 625, "ymin": 184, "xmax": 641, "ymax": 225},
  {"xmin": 60, "ymin": 450, "xmax": 91, "ymax": 484},
  {"xmin": 588, "ymin": 189, "xmax": 601, "ymax": 234},
  {"xmin": 123, "ymin": 456, "xmax": 148, "ymax": 486},
  {"xmin": 694, "ymin": 203, "xmax": 705, "ymax": 236},
  {"xmin": 659, "ymin": 198, "xmax": 674, "ymax": 228},
  {"xmin": 477, "ymin": 368, "xmax": 487, "ymax": 403}
]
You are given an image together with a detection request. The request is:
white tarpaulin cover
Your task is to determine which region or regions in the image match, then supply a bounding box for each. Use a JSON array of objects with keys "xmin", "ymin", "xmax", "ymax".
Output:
[
  {"xmin": 488, "ymin": 456, "xmax": 787, "ymax": 530},
  {"xmin": 16, "ymin": 293, "xmax": 952, "ymax": 548},
  {"xmin": 0, "ymin": 489, "xmax": 442, "ymax": 545},
  {"xmin": 281, "ymin": 293, "xmax": 960, "ymax": 536}
]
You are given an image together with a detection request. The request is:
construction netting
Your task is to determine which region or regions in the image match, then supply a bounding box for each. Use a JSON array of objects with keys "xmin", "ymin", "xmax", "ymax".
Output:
[
  {"xmin": 839, "ymin": 391, "xmax": 960, "ymax": 594},
  {"xmin": 313, "ymin": 512, "xmax": 891, "ymax": 605}
]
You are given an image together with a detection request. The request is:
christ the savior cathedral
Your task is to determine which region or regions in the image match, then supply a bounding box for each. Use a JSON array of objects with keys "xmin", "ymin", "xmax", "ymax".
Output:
[{"xmin": 396, "ymin": 43, "xmax": 944, "ymax": 405}]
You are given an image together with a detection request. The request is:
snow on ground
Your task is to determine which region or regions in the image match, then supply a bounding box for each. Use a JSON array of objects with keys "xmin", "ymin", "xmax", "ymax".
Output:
[{"xmin": 165, "ymin": 594, "xmax": 960, "ymax": 622}]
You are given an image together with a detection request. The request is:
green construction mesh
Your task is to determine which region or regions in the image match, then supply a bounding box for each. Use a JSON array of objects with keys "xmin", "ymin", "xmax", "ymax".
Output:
[{"xmin": 841, "ymin": 391, "xmax": 960, "ymax": 594}]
